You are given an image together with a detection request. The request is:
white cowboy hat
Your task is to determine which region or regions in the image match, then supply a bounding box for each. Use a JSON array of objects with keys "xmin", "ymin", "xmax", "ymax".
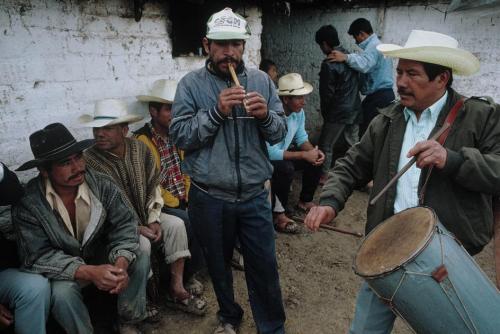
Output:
[
  {"xmin": 376, "ymin": 30, "xmax": 479, "ymax": 76},
  {"xmin": 79, "ymin": 99, "xmax": 143, "ymax": 128},
  {"xmin": 137, "ymin": 79, "xmax": 178, "ymax": 104},
  {"xmin": 277, "ymin": 73, "xmax": 313, "ymax": 96},
  {"xmin": 206, "ymin": 7, "xmax": 251, "ymax": 40}
]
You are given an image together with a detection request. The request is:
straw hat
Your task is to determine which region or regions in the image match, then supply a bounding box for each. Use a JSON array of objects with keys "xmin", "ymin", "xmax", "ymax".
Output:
[
  {"xmin": 79, "ymin": 99, "xmax": 143, "ymax": 128},
  {"xmin": 277, "ymin": 73, "xmax": 313, "ymax": 96},
  {"xmin": 17, "ymin": 123, "xmax": 94, "ymax": 171},
  {"xmin": 377, "ymin": 30, "xmax": 479, "ymax": 76},
  {"xmin": 137, "ymin": 79, "xmax": 177, "ymax": 104},
  {"xmin": 206, "ymin": 7, "xmax": 251, "ymax": 40}
]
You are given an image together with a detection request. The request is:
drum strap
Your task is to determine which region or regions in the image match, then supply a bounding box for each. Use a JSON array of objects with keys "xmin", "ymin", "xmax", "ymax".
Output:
[{"xmin": 418, "ymin": 98, "xmax": 465, "ymax": 205}]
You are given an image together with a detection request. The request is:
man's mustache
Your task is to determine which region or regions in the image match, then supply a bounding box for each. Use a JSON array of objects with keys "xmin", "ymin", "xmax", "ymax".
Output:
[
  {"xmin": 398, "ymin": 89, "xmax": 414, "ymax": 97},
  {"xmin": 68, "ymin": 171, "xmax": 85, "ymax": 181},
  {"xmin": 216, "ymin": 57, "xmax": 238, "ymax": 66}
]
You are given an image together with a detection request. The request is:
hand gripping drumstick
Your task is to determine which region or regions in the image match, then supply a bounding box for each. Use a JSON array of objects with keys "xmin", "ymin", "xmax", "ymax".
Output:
[
  {"xmin": 292, "ymin": 216, "xmax": 363, "ymax": 238},
  {"xmin": 369, "ymin": 123, "xmax": 450, "ymax": 206}
]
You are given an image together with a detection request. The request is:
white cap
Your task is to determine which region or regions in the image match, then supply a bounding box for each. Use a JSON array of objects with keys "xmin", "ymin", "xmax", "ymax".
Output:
[{"xmin": 206, "ymin": 8, "xmax": 251, "ymax": 40}]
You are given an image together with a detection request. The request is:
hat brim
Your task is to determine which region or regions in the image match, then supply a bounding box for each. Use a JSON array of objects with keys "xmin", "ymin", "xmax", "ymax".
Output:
[
  {"xmin": 136, "ymin": 95, "xmax": 173, "ymax": 104},
  {"xmin": 78, "ymin": 114, "xmax": 144, "ymax": 128},
  {"xmin": 16, "ymin": 139, "xmax": 95, "ymax": 171},
  {"xmin": 377, "ymin": 44, "xmax": 480, "ymax": 76},
  {"xmin": 278, "ymin": 82, "xmax": 314, "ymax": 96},
  {"xmin": 206, "ymin": 32, "xmax": 250, "ymax": 40}
]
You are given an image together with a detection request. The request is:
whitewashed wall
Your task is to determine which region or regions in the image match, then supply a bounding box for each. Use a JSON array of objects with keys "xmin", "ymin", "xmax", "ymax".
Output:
[
  {"xmin": 262, "ymin": 3, "xmax": 500, "ymax": 139},
  {"xmin": 0, "ymin": 0, "xmax": 262, "ymax": 175}
]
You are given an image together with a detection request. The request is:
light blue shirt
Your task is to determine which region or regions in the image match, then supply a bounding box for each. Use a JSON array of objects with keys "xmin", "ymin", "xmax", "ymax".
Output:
[
  {"xmin": 393, "ymin": 91, "xmax": 448, "ymax": 213},
  {"xmin": 267, "ymin": 110, "xmax": 309, "ymax": 160},
  {"xmin": 346, "ymin": 34, "xmax": 394, "ymax": 95}
]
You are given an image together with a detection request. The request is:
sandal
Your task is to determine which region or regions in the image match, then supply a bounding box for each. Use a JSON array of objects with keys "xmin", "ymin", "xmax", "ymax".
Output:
[
  {"xmin": 274, "ymin": 219, "xmax": 300, "ymax": 234},
  {"xmin": 165, "ymin": 294, "xmax": 207, "ymax": 316},
  {"xmin": 144, "ymin": 303, "xmax": 161, "ymax": 323},
  {"xmin": 185, "ymin": 277, "xmax": 204, "ymax": 296}
]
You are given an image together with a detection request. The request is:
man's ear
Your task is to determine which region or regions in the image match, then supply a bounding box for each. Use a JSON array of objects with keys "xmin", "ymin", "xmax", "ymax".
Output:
[
  {"xmin": 122, "ymin": 124, "xmax": 129, "ymax": 137},
  {"xmin": 148, "ymin": 106, "xmax": 157, "ymax": 118},
  {"xmin": 39, "ymin": 167, "xmax": 48, "ymax": 178},
  {"xmin": 436, "ymin": 70, "xmax": 451, "ymax": 88},
  {"xmin": 202, "ymin": 37, "xmax": 210, "ymax": 54}
]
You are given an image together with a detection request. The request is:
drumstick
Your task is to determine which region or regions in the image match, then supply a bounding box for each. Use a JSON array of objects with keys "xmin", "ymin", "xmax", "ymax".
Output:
[
  {"xmin": 369, "ymin": 123, "xmax": 450, "ymax": 206},
  {"xmin": 228, "ymin": 63, "xmax": 241, "ymax": 87},
  {"xmin": 292, "ymin": 216, "xmax": 363, "ymax": 238}
]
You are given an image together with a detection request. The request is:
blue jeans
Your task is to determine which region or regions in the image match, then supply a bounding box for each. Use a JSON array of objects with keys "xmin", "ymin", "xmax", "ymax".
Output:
[
  {"xmin": 0, "ymin": 268, "xmax": 50, "ymax": 334},
  {"xmin": 188, "ymin": 185, "xmax": 286, "ymax": 334},
  {"xmin": 51, "ymin": 251, "xmax": 150, "ymax": 334},
  {"xmin": 349, "ymin": 282, "xmax": 396, "ymax": 334}
]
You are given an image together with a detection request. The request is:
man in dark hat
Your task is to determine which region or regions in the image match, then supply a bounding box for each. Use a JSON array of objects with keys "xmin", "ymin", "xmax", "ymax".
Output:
[{"xmin": 12, "ymin": 123, "xmax": 150, "ymax": 334}]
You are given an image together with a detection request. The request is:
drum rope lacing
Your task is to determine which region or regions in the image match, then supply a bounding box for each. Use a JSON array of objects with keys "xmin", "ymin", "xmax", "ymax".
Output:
[{"xmin": 370, "ymin": 226, "xmax": 479, "ymax": 334}]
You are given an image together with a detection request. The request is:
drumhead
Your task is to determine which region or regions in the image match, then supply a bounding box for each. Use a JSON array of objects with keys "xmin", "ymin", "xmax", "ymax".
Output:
[{"xmin": 354, "ymin": 207, "xmax": 436, "ymax": 278}]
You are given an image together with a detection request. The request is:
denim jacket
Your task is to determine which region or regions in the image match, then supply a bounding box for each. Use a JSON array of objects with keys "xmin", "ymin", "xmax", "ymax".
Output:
[{"xmin": 12, "ymin": 168, "xmax": 140, "ymax": 280}]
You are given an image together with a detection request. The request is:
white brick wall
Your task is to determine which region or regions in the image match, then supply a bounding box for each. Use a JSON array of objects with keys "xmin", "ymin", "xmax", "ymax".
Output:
[{"xmin": 0, "ymin": 0, "xmax": 262, "ymax": 176}]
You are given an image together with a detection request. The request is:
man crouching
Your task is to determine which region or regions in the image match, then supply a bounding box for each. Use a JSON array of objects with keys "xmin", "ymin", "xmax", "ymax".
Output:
[{"xmin": 13, "ymin": 123, "xmax": 149, "ymax": 334}]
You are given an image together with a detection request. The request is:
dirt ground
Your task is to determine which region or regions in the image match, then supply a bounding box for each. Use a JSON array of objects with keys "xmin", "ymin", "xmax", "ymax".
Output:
[{"xmin": 144, "ymin": 180, "xmax": 497, "ymax": 334}]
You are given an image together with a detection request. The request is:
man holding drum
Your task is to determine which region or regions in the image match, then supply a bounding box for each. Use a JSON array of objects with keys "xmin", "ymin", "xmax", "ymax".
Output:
[{"xmin": 305, "ymin": 30, "xmax": 500, "ymax": 333}]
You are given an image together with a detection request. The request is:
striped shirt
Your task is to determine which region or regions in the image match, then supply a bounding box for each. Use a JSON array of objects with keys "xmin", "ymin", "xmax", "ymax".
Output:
[{"xmin": 394, "ymin": 91, "xmax": 448, "ymax": 213}]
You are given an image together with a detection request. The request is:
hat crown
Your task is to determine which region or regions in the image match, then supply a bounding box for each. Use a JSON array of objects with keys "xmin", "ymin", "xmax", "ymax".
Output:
[
  {"xmin": 29, "ymin": 123, "xmax": 77, "ymax": 160},
  {"xmin": 150, "ymin": 79, "xmax": 177, "ymax": 103},
  {"xmin": 404, "ymin": 30, "xmax": 458, "ymax": 49},
  {"xmin": 206, "ymin": 7, "xmax": 251, "ymax": 40},
  {"xmin": 93, "ymin": 99, "xmax": 129, "ymax": 120},
  {"xmin": 278, "ymin": 73, "xmax": 305, "ymax": 92}
]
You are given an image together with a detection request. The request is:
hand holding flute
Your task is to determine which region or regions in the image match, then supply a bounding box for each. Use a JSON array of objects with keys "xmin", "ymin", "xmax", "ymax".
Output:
[{"xmin": 216, "ymin": 64, "xmax": 268, "ymax": 120}]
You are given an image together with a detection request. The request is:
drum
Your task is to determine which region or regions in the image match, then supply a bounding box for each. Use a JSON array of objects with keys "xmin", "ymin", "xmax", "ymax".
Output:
[{"xmin": 353, "ymin": 207, "xmax": 500, "ymax": 334}]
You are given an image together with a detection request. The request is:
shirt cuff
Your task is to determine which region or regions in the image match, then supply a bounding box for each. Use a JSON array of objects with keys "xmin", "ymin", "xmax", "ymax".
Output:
[
  {"xmin": 440, "ymin": 149, "xmax": 464, "ymax": 176},
  {"xmin": 0, "ymin": 163, "xmax": 4, "ymax": 182},
  {"xmin": 208, "ymin": 106, "xmax": 226, "ymax": 126},
  {"xmin": 258, "ymin": 112, "xmax": 272, "ymax": 128},
  {"xmin": 319, "ymin": 197, "xmax": 341, "ymax": 215}
]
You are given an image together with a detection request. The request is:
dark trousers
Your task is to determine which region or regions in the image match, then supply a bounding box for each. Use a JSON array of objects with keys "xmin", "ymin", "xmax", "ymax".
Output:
[
  {"xmin": 188, "ymin": 185, "xmax": 285, "ymax": 334},
  {"xmin": 161, "ymin": 206, "xmax": 205, "ymax": 279},
  {"xmin": 271, "ymin": 160, "xmax": 322, "ymax": 209},
  {"xmin": 360, "ymin": 88, "xmax": 395, "ymax": 137}
]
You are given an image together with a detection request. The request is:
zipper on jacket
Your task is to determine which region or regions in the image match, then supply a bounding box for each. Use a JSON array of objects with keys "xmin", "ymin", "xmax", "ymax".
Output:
[{"xmin": 228, "ymin": 79, "xmax": 242, "ymax": 200}]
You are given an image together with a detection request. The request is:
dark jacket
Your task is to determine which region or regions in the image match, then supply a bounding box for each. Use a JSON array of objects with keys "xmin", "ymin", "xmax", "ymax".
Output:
[
  {"xmin": 0, "ymin": 163, "xmax": 24, "ymax": 269},
  {"xmin": 320, "ymin": 89, "xmax": 500, "ymax": 254},
  {"xmin": 170, "ymin": 61, "xmax": 287, "ymax": 202},
  {"xmin": 12, "ymin": 168, "xmax": 140, "ymax": 280},
  {"xmin": 319, "ymin": 46, "xmax": 362, "ymax": 124}
]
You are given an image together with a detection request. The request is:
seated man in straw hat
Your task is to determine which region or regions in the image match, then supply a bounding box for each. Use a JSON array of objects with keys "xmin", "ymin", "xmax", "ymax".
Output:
[
  {"xmin": 134, "ymin": 79, "xmax": 205, "ymax": 296},
  {"xmin": 81, "ymin": 99, "xmax": 206, "ymax": 316},
  {"xmin": 12, "ymin": 123, "xmax": 149, "ymax": 334},
  {"xmin": 268, "ymin": 73, "xmax": 325, "ymax": 233},
  {"xmin": 305, "ymin": 30, "xmax": 500, "ymax": 333}
]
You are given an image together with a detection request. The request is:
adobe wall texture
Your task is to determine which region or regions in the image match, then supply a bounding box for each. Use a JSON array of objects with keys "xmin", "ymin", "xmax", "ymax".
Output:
[{"xmin": 0, "ymin": 0, "xmax": 262, "ymax": 174}]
